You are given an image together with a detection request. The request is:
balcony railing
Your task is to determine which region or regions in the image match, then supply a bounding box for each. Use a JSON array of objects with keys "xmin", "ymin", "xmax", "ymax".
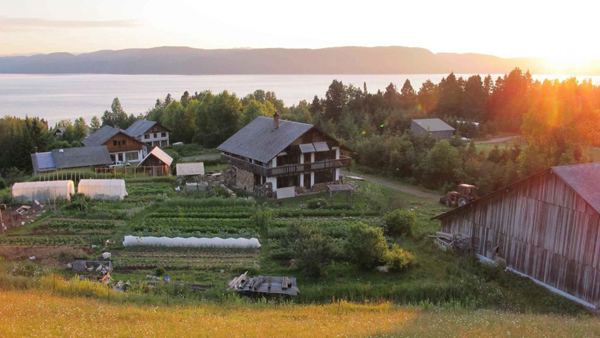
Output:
[{"xmin": 221, "ymin": 154, "xmax": 351, "ymax": 177}]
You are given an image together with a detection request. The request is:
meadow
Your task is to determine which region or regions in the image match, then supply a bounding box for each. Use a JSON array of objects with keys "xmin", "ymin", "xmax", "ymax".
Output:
[{"xmin": 0, "ymin": 290, "xmax": 598, "ymax": 338}]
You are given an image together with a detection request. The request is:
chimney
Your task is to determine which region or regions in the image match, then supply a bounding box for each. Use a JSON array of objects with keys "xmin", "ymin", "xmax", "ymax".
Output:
[{"xmin": 273, "ymin": 112, "xmax": 279, "ymax": 129}]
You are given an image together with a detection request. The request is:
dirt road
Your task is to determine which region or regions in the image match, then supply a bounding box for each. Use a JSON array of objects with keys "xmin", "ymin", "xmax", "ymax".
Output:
[{"xmin": 342, "ymin": 170, "xmax": 442, "ymax": 201}]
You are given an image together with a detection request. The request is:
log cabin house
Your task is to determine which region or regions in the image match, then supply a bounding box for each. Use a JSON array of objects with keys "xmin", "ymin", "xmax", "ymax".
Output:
[
  {"xmin": 217, "ymin": 114, "xmax": 353, "ymax": 195},
  {"xmin": 434, "ymin": 163, "xmax": 600, "ymax": 308},
  {"xmin": 83, "ymin": 125, "xmax": 146, "ymax": 165}
]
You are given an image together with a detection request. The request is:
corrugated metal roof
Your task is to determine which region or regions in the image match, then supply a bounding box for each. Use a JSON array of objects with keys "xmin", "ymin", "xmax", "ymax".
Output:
[
  {"xmin": 434, "ymin": 162, "xmax": 600, "ymax": 220},
  {"xmin": 412, "ymin": 118, "xmax": 455, "ymax": 132},
  {"xmin": 53, "ymin": 146, "xmax": 113, "ymax": 169},
  {"xmin": 125, "ymin": 120, "xmax": 157, "ymax": 138},
  {"xmin": 138, "ymin": 147, "xmax": 173, "ymax": 167},
  {"xmin": 217, "ymin": 117, "xmax": 313, "ymax": 163},
  {"xmin": 176, "ymin": 162, "xmax": 205, "ymax": 176},
  {"xmin": 82, "ymin": 125, "xmax": 120, "ymax": 147},
  {"xmin": 551, "ymin": 163, "xmax": 600, "ymax": 214}
]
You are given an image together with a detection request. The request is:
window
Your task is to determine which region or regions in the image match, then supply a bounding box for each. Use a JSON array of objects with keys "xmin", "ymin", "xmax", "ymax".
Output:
[
  {"xmin": 144, "ymin": 134, "xmax": 150, "ymax": 139},
  {"xmin": 113, "ymin": 140, "xmax": 118, "ymax": 146},
  {"xmin": 117, "ymin": 153, "xmax": 124, "ymax": 162},
  {"xmin": 126, "ymin": 151, "xmax": 139, "ymax": 161},
  {"xmin": 154, "ymin": 133, "xmax": 157, "ymax": 138},
  {"xmin": 161, "ymin": 132, "xmax": 166, "ymax": 137},
  {"xmin": 122, "ymin": 140, "xmax": 126, "ymax": 146}
]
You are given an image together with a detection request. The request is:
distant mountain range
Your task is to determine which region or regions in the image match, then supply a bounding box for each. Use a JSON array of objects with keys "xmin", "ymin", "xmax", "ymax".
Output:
[{"xmin": 0, "ymin": 46, "xmax": 598, "ymax": 75}]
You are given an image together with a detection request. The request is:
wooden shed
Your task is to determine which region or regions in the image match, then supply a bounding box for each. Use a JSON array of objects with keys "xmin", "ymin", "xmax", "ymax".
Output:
[{"xmin": 434, "ymin": 163, "xmax": 600, "ymax": 308}]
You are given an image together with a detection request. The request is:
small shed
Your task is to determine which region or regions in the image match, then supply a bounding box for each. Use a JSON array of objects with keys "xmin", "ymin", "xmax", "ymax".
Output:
[
  {"xmin": 78, "ymin": 179, "xmax": 127, "ymax": 200},
  {"xmin": 138, "ymin": 147, "xmax": 173, "ymax": 176},
  {"xmin": 176, "ymin": 162, "xmax": 205, "ymax": 177},
  {"xmin": 411, "ymin": 118, "xmax": 455, "ymax": 139},
  {"xmin": 12, "ymin": 180, "xmax": 75, "ymax": 202}
]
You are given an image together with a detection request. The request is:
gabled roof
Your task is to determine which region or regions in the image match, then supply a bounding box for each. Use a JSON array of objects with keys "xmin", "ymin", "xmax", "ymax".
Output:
[
  {"xmin": 125, "ymin": 120, "xmax": 169, "ymax": 138},
  {"xmin": 138, "ymin": 147, "xmax": 173, "ymax": 167},
  {"xmin": 31, "ymin": 146, "xmax": 112, "ymax": 173},
  {"xmin": 176, "ymin": 162, "xmax": 205, "ymax": 176},
  {"xmin": 412, "ymin": 118, "xmax": 455, "ymax": 132},
  {"xmin": 217, "ymin": 117, "xmax": 313, "ymax": 163},
  {"xmin": 53, "ymin": 146, "xmax": 112, "ymax": 169},
  {"xmin": 433, "ymin": 162, "xmax": 600, "ymax": 221},
  {"xmin": 82, "ymin": 125, "xmax": 121, "ymax": 147}
]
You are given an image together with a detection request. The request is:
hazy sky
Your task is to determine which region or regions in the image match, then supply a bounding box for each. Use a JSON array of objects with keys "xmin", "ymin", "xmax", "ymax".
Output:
[{"xmin": 0, "ymin": 0, "xmax": 595, "ymax": 63}]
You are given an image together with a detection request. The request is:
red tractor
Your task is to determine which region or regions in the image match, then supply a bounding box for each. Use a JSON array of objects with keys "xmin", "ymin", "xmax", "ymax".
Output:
[{"xmin": 441, "ymin": 184, "xmax": 478, "ymax": 207}]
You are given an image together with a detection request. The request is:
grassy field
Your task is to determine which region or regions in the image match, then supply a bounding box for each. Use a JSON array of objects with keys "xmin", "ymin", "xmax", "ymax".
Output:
[{"xmin": 0, "ymin": 290, "xmax": 597, "ymax": 338}]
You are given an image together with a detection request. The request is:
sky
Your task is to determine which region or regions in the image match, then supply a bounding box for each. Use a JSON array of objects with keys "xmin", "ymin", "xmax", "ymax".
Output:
[{"xmin": 0, "ymin": 0, "xmax": 596, "ymax": 64}]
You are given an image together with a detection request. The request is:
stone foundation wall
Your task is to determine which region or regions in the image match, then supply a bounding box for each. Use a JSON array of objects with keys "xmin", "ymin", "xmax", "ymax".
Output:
[{"xmin": 235, "ymin": 169, "xmax": 255, "ymax": 192}]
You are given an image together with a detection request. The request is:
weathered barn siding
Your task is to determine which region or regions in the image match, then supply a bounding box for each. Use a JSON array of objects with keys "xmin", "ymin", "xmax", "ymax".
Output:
[{"xmin": 439, "ymin": 170, "xmax": 600, "ymax": 307}]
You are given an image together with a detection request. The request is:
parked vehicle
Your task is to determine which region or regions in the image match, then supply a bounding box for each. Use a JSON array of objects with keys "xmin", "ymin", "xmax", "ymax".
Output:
[{"xmin": 440, "ymin": 184, "xmax": 478, "ymax": 207}]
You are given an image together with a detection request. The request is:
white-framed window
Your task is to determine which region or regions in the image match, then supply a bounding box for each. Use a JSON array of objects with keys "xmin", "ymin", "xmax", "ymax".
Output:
[{"xmin": 126, "ymin": 151, "xmax": 139, "ymax": 161}]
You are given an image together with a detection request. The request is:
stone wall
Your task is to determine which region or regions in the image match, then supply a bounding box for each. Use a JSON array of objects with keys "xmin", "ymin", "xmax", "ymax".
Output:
[{"xmin": 235, "ymin": 169, "xmax": 255, "ymax": 192}]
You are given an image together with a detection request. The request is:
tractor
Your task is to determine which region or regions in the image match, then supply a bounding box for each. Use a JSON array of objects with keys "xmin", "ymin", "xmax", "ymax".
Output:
[{"xmin": 440, "ymin": 184, "xmax": 478, "ymax": 207}]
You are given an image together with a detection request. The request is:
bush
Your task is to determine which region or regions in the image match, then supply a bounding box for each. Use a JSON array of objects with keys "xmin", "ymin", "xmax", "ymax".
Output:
[
  {"xmin": 306, "ymin": 198, "xmax": 328, "ymax": 210},
  {"xmin": 0, "ymin": 177, "xmax": 5, "ymax": 190},
  {"xmin": 345, "ymin": 223, "xmax": 388, "ymax": 270},
  {"xmin": 385, "ymin": 244, "xmax": 415, "ymax": 272},
  {"xmin": 250, "ymin": 206, "xmax": 274, "ymax": 234},
  {"xmin": 294, "ymin": 229, "xmax": 335, "ymax": 277},
  {"xmin": 155, "ymin": 267, "xmax": 166, "ymax": 277},
  {"xmin": 65, "ymin": 193, "xmax": 90, "ymax": 211},
  {"xmin": 383, "ymin": 209, "xmax": 416, "ymax": 237}
]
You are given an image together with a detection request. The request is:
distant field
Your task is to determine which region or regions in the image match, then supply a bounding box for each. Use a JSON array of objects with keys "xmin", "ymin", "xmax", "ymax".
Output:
[{"xmin": 0, "ymin": 291, "xmax": 597, "ymax": 338}]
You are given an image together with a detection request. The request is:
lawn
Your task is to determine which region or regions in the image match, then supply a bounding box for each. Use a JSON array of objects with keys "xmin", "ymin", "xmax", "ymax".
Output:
[{"xmin": 0, "ymin": 290, "xmax": 597, "ymax": 338}]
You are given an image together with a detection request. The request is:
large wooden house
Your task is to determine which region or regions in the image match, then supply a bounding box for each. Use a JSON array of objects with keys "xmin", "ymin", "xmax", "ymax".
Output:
[
  {"xmin": 434, "ymin": 163, "xmax": 600, "ymax": 308},
  {"xmin": 83, "ymin": 126, "xmax": 146, "ymax": 165},
  {"xmin": 125, "ymin": 120, "xmax": 170, "ymax": 148},
  {"xmin": 218, "ymin": 115, "xmax": 352, "ymax": 194}
]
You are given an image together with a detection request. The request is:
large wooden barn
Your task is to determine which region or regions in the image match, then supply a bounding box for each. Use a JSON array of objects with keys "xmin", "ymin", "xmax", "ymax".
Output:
[{"xmin": 434, "ymin": 163, "xmax": 600, "ymax": 308}]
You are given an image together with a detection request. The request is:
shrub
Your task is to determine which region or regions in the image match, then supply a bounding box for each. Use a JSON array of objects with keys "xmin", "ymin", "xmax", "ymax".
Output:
[
  {"xmin": 65, "ymin": 193, "xmax": 90, "ymax": 211},
  {"xmin": 383, "ymin": 209, "xmax": 416, "ymax": 237},
  {"xmin": 306, "ymin": 198, "xmax": 328, "ymax": 210},
  {"xmin": 0, "ymin": 177, "xmax": 5, "ymax": 190},
  {"xmin": 385, "ymin": 244, "xmax": 415, "ymax": 272},
  {"xmin": 345, "ymin": 223, "xmax": 388, "ymax": 270},
  {"xmin": 294, "ymin": 229, "xmax": 335, "ymax": 277},
  {"xmin": 155, "ymin": 267, "xmax": 166, "ymax": 277},
  {"xmin": 250, "ymin": 206, "xmax": 274, "ymax": 234}
]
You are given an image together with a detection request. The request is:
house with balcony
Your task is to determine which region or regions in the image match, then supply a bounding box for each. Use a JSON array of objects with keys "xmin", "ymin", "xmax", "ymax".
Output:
[
  {"xmin": 125, "ymin": 120, "xmax": 170, "ymax": 148},
  {"xmin": 217, "ymin": 114, "xmax": 353, "ymax": 195},
  {"xmin": 83, "ymin": 125, "xmax": 147, "ymax": 165}
]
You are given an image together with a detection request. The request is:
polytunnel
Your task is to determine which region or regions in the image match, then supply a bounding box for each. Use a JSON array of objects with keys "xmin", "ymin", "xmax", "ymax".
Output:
[
  {"xmin": 77, "ymin": 179, "xmax": 128, "ymax": 200},
  {"xmin": 122, "ymin": 236, "xmax": 261, "ymax": 248},
  {"xmin": 12, "ymin": 180, "xmax": 75, "ymax": 202}
]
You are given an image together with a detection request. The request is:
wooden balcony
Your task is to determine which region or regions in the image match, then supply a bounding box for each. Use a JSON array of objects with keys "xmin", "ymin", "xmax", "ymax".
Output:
[{"xmin": 221, "ymin": 154, "xmax": 351, "ymax": 177}]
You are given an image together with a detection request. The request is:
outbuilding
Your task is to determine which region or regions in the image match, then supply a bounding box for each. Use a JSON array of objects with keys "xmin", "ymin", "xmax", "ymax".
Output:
[
  {"xmin": 77, "ymin": 179, "xmax": 128, "ymax": 200},
  {"xmin": 176, "ymin": 162, "xmax": 205, "ymax": 178},
  {"xmin": 12, "ymin": 180, "xmax": 75, "ymax": 202},
  {"xmin": 411, "ymin": 118, "xmax": 455, "ymax": 139},
  {"xmin": 434, "ymin": 163, "xmax": 600, "ymax": 308},
  {"xmin": 138, "ymin": 147, "xmax": 173, "ymax": 176}
]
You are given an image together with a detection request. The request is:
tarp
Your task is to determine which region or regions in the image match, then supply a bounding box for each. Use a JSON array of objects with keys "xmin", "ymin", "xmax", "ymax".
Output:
[
  {"xmin": 78, "ymin": 179, "xmax": 127, "ymax": 200},
  {"xmin": 122, "ymin": 236, "xmax": 261, "ymax": 248},
  {"xmin": 12, "ymin": 180, "xmax": 75, "ymax": 202}
]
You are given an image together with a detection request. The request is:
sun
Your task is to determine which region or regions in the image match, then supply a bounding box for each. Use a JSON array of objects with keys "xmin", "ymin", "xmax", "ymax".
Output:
[{"xmin": 543, "ymin": 55, "xmax": 594, "ymax": 74}]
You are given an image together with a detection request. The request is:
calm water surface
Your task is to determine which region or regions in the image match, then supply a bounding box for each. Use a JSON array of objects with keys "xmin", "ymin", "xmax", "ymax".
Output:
[{"xmin": 1, "ymin": 74, "xmax": 599, "ymax": 124}]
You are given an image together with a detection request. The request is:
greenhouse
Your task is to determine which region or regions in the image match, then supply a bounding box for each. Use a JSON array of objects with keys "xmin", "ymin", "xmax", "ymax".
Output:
[
  {"xmin": 122, "ymin": 236, "xmax": 261, "ymax": 248},
  {"xmin": 12, "ymin": 180, "xmax": 75, "ymax": 202},
  {"xmin": 77, "ymin": 179, "xmax": 128, "ymax": 200}
]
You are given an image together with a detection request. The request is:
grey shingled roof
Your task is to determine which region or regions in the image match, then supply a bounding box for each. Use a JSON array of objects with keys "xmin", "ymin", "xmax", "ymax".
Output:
[
  {"xmin": 217, "ymin": 117, "xmax": 313, "ymax": 163},
  {"xmin": 125, "ymin": 120, "xmax": 157, "ymax": 138},
  {"xmin": 82, "ymin": 125, "xmax": 120, "ymax": 147},
  {"xmin": 412, "ymin": 118, "xmax": 455, "ymax": 132},
  {"xmin": 31, "ymin": 152, "xmax": 56, "ymax": 172},
  {"xmin": 53, "ymin": 146, "xmax": 112, "ymax": 169}
]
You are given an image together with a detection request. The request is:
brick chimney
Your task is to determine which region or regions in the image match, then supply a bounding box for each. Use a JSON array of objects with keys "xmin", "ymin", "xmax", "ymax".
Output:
[{"xmin": 273, "ymin": 112, "xmax": 279, "ymax": 129}]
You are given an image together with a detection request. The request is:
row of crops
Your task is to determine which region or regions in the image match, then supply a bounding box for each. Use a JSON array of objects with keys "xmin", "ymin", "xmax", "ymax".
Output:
[{"xmin": 0, "ymin": 235, "xmax": 107, "ymax": 246}]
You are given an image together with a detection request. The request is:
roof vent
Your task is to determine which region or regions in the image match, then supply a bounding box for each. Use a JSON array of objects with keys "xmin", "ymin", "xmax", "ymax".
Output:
[{"xmin": 273, "ymin": 112, "xmax": 279, "ymax": 129}]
